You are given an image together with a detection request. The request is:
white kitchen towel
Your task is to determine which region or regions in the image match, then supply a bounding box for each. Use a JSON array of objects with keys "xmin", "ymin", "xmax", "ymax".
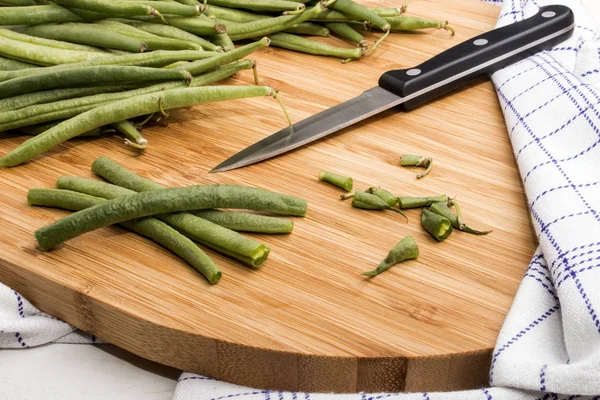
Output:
[{"xmin": 2, "ymin": 0, "xmax": 600, "ymax": 399}]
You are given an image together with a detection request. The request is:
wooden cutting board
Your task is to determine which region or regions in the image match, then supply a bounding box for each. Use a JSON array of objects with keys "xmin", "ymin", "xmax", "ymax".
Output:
[{"xmin": 0, "ymin": 0, "xmax": 536, "ymax": 393}]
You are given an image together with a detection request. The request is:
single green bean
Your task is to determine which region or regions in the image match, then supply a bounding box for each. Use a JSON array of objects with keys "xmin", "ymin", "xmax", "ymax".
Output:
[
  {"xmin": 0, "ymin": 28, "xmax": 107, "ymax": 54},
  {"xmin": 0, "ymin": 5, "xmax": 81, "ymax": 26},
  {"xmin": 0, "ymin": 0, "xmax": 37, "ymax": 5},
  {"xmin": 318, "ymin": 170, "xmax": 352, "ymax": 191},
  {"xmin": 397, "ymin": 195, "xmax": 447, "ymax": 209},
  {"xmin": 0, "ymin": 86, "xmax": 273, "ymax": 167},
  {"xmin": 21, "ymin": 23, "xmax": 150, "ymax": 53},
  {"xmin": 268, "ymin": 33, "xmax": 363, "ymax": 61},
  {"xmin": 284, "ymin": 22, "xmax": 330, "ymax": 36},
  {"xmin": 207, "ymin": 0, "xmax": 304, "ymax": 12},
  {"xmin": 399, "ymin": 154, "xmax": 433, "ymax": 179},
  {"xmin": 192, "ymin": 210, "xmax": 293, "ymax": 233},
  {"xmin": 163, "ymin": 17, "xmax": 228, "ymax": 36},
  {"xmin": 362, "ymin": 236, "xmax": 418, "ymax": 276},
  {"xmin": 113, "ymin": 1, "xmax": 202, "ymax": 16},
  {"xmin": 175, "ymin": 0, "xmax": 202, "ymax": 5},
  {"xmin": 175, "ymin": 38, "xmax": 269, "ymax": 75},
  {"xmin": 35, "ymin": 182, "xmax": 307, "ymax": 250},
  {"xmin": 56, "ymin": 175, "xmax": 272, "ymax": 267},
  {"xmin": 50, "ymin": 0, "xmax": 163, "ymax": 19},
  {"xmin": 208, "ymin": 33, "xmax": 235, "ymax": 52},
  {"xmin": 325, "ymin": 22, "xmax": 365, "ymax": 46},
  {"xmin": 366, "ymin": 187, "xmax": 397, "ymax": 207},
  {"xmin": 190, "ymin": 59, "xmax": 256, "ymax": 87},
  {"xmin": 332, "ymin": 0, "xmax": 390, "ymax": 31},
  {"xmin": 27, "ymin": 188, "xmax": 221, "ymax": 284},
  {"xmin": 421, "ymin": 208, "xmax": 452, "ymax": 241},
  {"xmin": 94, "ymin": 21, "xmax": 202, "ymax": 51},
  {"xmin": 17, "ymin": 123, "xmax": 109, "ymax": 137},
  {"xmin": 352, "ymin": 190, "xmax": 407, "ymax": 220},
  {"xmin": 0, "ymin": 56, "xmax": 38, "ymax": 71},
  {"xmin": 0, "ymin": 66, "xmax": 191, "ymax": 100},
  {"xmin": 384, "ymin": 16, "xmax": 455, "ymax": 35},
  {"xmin": 0, "ymin": 34, "xmax": 106, "ymax": 66},
  {"xmin": 205, "ymin": 5, "xmax": 265, "ymax": 22},
  {"xmin": 119, "ymin": 20, "xmax": 222, "ymax": 51},
  {"xmin": 312, "ymin": 6, "xmax": 401, "ymax": 21}
]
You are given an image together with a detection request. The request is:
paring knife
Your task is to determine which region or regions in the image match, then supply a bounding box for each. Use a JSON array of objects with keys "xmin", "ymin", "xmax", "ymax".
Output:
[{"xmin": 211, "ymin": 5, "xmax": 574, "ymax": 173}]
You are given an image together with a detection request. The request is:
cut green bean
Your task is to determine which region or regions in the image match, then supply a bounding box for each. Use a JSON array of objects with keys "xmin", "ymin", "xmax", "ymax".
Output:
[
  {"xmin": 27, "ymin": 188, "xmax": 221, "ymax": 284},
  {"xmin": 176, "ymin": 37, "xmax": 269, "ymax": 75},
  {"xmin": 50, "ymin": 0, "xmax": 164, "ymax": 20},
  {"xmin": 21, "ymin": 23, "xmax": 150, "ymax": 53},
  {"xmin": 0, "ymin": 86, "xmax": 274, "ymax": 167},
  {"xmin": 397, "ymin": 195, "xmax": 448, "ymax": 209},
  {"xmin": 56, "ymin": 176, "xmax": 272, "ymax": 267},
  {"xmin": 268, "ymin": 33, "xmax": 364, "ymax": 61},
  {"xmin": 0, "ymin": 56, "xmax": 38, "ymax": 71},
  {"xmin": 0, "ymin": 28, "xmax": 107, "ymax": 54},
  {"xmin": 192, "ymin": 210, "xmax": 293, "ymax": 233},
  {"xmin": 421, "ymin": 208, "xmax": 452, "ymax": 241},
  {"xmin": 366, "ymin": 187, "xmax": 397, "ymax": 207},
  {"xmin": 0, "ymin": 5, "xmax": 81, "ymax": 26},
  {"xmin": 318, "ymin": 170, "xmax": 353, "ymax": 191},
  {"xmin": 399, "ymin": 154, "xmax": 433, "ymax": 179},
  {"xmin": 0, "ymin": 34, "xmax": 106, "ymax": 66},
  {"xmin": 325, "ymin": 22, "xmax": 365, "ymax": 46},
  {"xmin": 352, "ymin": 190, "xmax": 407, "ymax": 220},
  {"xmin": 446, "ymin": 199, "xmax": 492, "ymax": 235},
  {"xmin": 384, "ymin": 16, "xmax": 455, "ymax": 35},
  {"xmin": 35, "ymin": 180, "xmax": 306, "ymax": 250},
  {"xmin": 362, "ymin": 236, "xmax": 418, "ymax": 277},
  {"xmin": 122, "ymin": 21, "xmax": 222, "ymax": 51},
  {"xmin": 0, "ymin": 65, "xmax": 191, "ymax": 100},
  {"xmin": 207, "ymin": 0, "xmax": 304, "ymax": 12}
]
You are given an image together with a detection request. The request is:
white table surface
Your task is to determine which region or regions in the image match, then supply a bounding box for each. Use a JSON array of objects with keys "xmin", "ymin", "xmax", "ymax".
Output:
[{"xmin": 0, "ymin": 343, "xmax": 179, "ymax": 399}]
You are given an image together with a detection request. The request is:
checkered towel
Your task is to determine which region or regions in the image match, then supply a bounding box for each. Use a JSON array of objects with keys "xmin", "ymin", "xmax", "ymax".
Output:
[{"xmin": 2, "ymin": 0, "xmax": 600, "ymax": 399}]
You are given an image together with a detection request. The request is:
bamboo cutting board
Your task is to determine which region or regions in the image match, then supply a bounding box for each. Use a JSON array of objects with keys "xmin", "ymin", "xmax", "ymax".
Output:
[{"xmin": 0, "ymin": 0, "xmax": 536, "ymax": 393}]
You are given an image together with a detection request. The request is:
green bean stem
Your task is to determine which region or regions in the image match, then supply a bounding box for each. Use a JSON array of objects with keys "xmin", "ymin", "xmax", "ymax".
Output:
[
  {"xmin": 384, "ymin": 16, "xmax": 455, "ymax": 35},
  {"xmin": 340, "ymin": 192, "xmax": 354, "ymax": 200},
  {"xmin": 112, "ymin": 120, "xmax": 148, "ymax": 149},
  {"xmin": 35, "ymin": 181, "xmax": 306, "ymax": 250},
  {"xmin": 421, "ymin": 208, "xmax": 452, "ymax": 241},
  {"xmin": 0, "ymin": 65, "xmax": 192, "ymax": 100},
  {"xmin": 27, "ymin": 188, "xmax": 221, "ymax": 284},
  {"xmin": 56, "ymin": 176, "xmax": 272, "ymax": 267},
  {"xmin": 399, "ymin": 154, "xmax": 433, "ymax": 178},
  {"xmin": 325, "ymin": 22, "xmax": 365, "ymax": 47},
  {"xmin": 0, "ymin": 5, "xmax": 81, "ymax": 26},
  {"xmin": 318, "ymin": 170, "xmax": 353, "ymax": 192},
  {"xmin": 192, "ymin": 210, "xmax": 293, "ymax": 233},
  {"xmin": 366, "ymin": 187, "xmax": 397, "ymax": 207},
  {"xmin": 268, "ymin": 33, "xmax": 363, "ymax": 61},
  {"xmin": 446, "ymin": 200, "xmax": 492, "ymax": 235},
  {"xmin": 0, "ymin": 86, "xmax": 274, "ymax": 167},
  {"xmin": 351, "ymin": 190, "xmax": 407, "ymax": 220},
  {"xmin": 362, "ymin": 236, "xmax": 418, "ymax": 277},
  {"xmin": 397, "ymin": 195, "xmax": 448, "ymax": 209}
]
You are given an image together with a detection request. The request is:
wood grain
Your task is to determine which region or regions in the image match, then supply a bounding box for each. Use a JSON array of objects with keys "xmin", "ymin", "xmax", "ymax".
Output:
[{"xmin": 0, "ymin": 0, "xmax": 535, "ymax": 393}]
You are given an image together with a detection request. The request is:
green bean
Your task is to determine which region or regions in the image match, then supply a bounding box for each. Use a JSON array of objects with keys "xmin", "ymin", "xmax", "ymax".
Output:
[
  {"xmin": 0, "ymin": 85, "xmax": 132, "ymax": 112},
  {"xmin": 207, "ymin": 0, "xmax": 304, "ymax": 12},
  {"xmin": 50, "ymin": 0, "xmax": 164, "ymax": 20},
  {"xmin": 268, "ymin": 33, "xmax": 364, "ymax": 61},
  {"xmin": 0, "ymin": 66, "xmax": 191, "ymax": 100},
  {"xmin": 176, "ymin": 0, "xmax": 202, "ymax": 5},
  {"xmin": 421, "ymin": 208, "xmax": 452, "ymax": 241},
  {"xmin": 56, "ymin": 175, "xmax": 272, "ymax": 267},
  {"xmin": 284, "ymin": 22, "xmax": 330, "ymax": 36},
  {"xmin": 21, "ymin": 23, "xmax": 150, "ymax": 53},
  {"xmin": 311, "ymin": 6, "xmax": 402, "ymax": 22},
  {"xmin": 35, "ymin": 180, "xmax": 307, "ymax": 250},
  {"xmin": 351, "ymin": 190, "xmax": 407, "ymax": 220},
  {"xmin": 17, "ymin": 123, "xmax": 110, "ymax": 137},
  {"xmin": 112, "ymin": 1, "xmax": 202, "ymax": 16},
  {"xmin": 0, "ymin": 86, "xmax": 274, "ymax": 167},
  {"xmin": 0, "ymin": 82, "xmax": 185, "ymax": 131},
  {"xmin": 163, "ymin": 17, "xmax": 228, "ymax": 36},
  {"xmin": 0, "ymin": 28, "xmax": 107, "ymax": 54},
  {"xmin": 0, "ymin": 0, "xmax": 37, "ymax": 5},
  {"xmin": 0, "ymin": 5, "xmax": 81, "ymax": 25},
  {"xmin": 208, "ymin": 33, "xmax": 235, "ymax": 52},
  {"xmin": 93, "ymin": 21, "xmax": 202, "ymax": 51},
  {"xmin": 112, "ymin": 120, "xmax": 148, "ymax": 149},
  {"xmin": 119, "ymin": 20, "xmax": 222, "ymax": 51},
  {"xmin": 192, "ymin": 210, "xmax": 293, "ymax": 233},
  {"xmin": 325, "ymin": 22, "xmax": 365, "ymax": 46},
  {"xmin": 205, "ymin": 5, "xmax": 264, "ymax": 22},
  {"xmin": 176, "ymin": 38, "xmax": 269, "ymax": 75},
  {"xmin": 224, "ymin": 0, "xmax": 332, "ymax": 41},
  {"xmin": 384, "ymin": 16, "xmax": 455, "ymax": 35},
  {"xmin": 0, "ymin": 56, "xmax": 38, "ymax": 71},
  {"xmin": 361, "ymin": 236, "xmax": 418, "ymax": 277},
  {"xmin": 332, "ymin": 0, "xmax": 389, "ymax": 31},
  {"xmin": 105, "ymin": 49, "xmax": 132, "ymax": 55},
  {"xmin": 318, "ymin": 170, "xmax": 352, "ymax": 191},
  {"xmin": 399, "ymin": 154, "xmax": 433, "ymax": 179},
  {"xmin": 190, "ymin": 59, "xmax": 256, "ymax": 87},
  {"xmin": 27, "ymin": 188, "xmax": 221, "ymax": 284},
  {"xmin": 397, "ymin": 195, "xmax": 447, "ymax": 209},
  {"xmin": 0, "ymin": 35, "xmax": 106, "ymax": 66},
  {"xmin": 366, "ymin": 187, "xmax": 397, "ymax": 207}
]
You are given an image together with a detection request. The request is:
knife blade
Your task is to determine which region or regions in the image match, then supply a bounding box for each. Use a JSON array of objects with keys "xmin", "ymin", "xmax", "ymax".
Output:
[{"xmin": 211, "ymin": 5, "xmax": 574, "ymax": 173}]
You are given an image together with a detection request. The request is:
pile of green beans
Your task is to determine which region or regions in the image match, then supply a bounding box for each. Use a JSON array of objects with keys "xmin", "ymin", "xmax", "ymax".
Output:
[
  {"xmin": 0, "ymin": 0, "xmax": 455, "ymax": 64},
  {"xmin": 28, "ymin": 157, "xmax": 307, "ymax": 284}
]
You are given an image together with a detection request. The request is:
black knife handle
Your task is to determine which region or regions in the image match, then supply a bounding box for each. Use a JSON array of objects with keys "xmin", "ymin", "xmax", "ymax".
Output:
[{"xmin": 378, "ymin": 5, "xmax": 574, "ymax": 111}]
